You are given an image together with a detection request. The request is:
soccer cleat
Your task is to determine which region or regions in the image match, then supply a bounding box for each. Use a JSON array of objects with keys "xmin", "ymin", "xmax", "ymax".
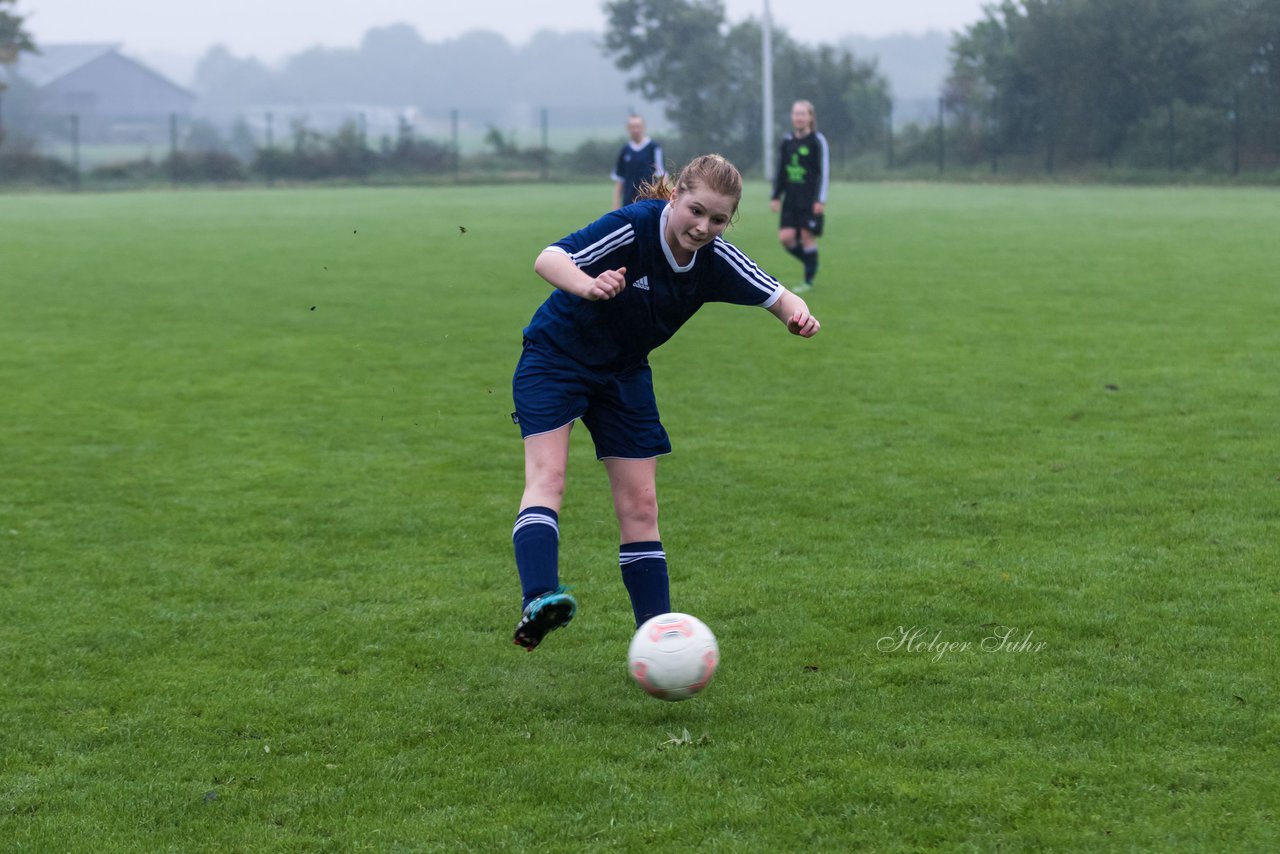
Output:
[
  {"xmin": 512, "ymin": 586, "xmax": 577, "ymax": 651},
  {"xmin": 792, "ymin": 282, "xmax": 813, "ymax": 295}
]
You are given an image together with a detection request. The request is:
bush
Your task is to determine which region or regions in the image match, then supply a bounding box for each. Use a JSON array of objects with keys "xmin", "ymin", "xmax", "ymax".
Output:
[
  {"xmin": 89, "ymin": 157, "xmax": 164, "ymax": 182},
  {"xmin": 890, "ymin": 122, "xmax": 945, "ymax": 168},
  {"xmin": 167, "ymin": 150, "xmax": 247, "ymax": 182},
  {"xmin": 564, "ymin": 138, "xmax": 620, "ymax": 178},
  {"xmin": 1121, "ymin": 100, "xmax": 1232, "ymax": 170},
  {"xmin": 0, "ymin": 150, "xmax": 78, "ymax": 185},
  {"xmin": 385, "ymin": 136, "xmax": 454, "ymax": 174},
  {"xmin": 251, "ymin": 120, "xmax": 376, "ymax": 181}
]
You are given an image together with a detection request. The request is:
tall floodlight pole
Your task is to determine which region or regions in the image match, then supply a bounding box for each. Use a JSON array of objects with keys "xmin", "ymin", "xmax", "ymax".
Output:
[{"xmin": 762, "ymin": 0, "xmax": 775, "ymax": 182}]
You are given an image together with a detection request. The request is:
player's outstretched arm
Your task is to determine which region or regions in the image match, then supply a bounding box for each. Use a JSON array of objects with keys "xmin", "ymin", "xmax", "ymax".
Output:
[
  {"xmin": 534, "ymin": 249, "xmax": 627, "ymax": 301},
  {"xmin": 768, "ymin": 288, "xmax": 821, "ymax": 338}
]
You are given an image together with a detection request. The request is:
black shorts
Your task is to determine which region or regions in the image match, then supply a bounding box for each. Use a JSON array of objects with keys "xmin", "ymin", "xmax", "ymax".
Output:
[{"xmin": 779, "ymin": 194, "xmax": 823, "ymax": 236}]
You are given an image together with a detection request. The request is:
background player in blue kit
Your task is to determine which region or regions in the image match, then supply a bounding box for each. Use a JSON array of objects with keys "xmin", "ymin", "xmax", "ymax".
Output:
[
  {"xmin": 611, "ymin": 114, "xmax": 666, "ymax": 210},
  {"xmin": 771, "ymin": 100, "xmax": 830, "ymax": 294},
  {"xmin": 510, "ymin": 154, "xmax": 821, "ymax": 651}
]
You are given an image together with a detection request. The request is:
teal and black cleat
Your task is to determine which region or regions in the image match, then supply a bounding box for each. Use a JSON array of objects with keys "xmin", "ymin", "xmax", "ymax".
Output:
[{"xmin": 513, "ymin": 586, "xmax": 577, "ymax": 651}]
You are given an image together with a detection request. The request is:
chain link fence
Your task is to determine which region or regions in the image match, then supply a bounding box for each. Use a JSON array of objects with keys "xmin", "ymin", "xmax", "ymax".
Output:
[
  {"xmin": 2, "ymin": 97, "xmax": 1277, "ymax": 190},
  {"xmin": 889, "ymin": 90, "xmax": 1279, "ymax": 178}
]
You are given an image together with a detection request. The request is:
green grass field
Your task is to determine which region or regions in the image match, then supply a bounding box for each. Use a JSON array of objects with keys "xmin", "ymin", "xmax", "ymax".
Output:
[{"xmin": 2, "ymin": 180, "xmax": 1277, "ymax": 851}]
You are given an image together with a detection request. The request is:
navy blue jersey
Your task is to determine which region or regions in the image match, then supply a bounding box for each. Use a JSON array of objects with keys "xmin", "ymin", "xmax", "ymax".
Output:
[
  {"xmin": 612, "ymin": 139, "xmax": 665, "ymax": 206},
  {"xmin": 523, "ymin": 199, "xmax": 782, "ymax": 372}
]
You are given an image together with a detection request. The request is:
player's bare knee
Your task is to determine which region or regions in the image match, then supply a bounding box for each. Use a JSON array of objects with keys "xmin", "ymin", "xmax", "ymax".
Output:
[
  {"xmin": 615, "ymin": 494, "xmax": 658, "ymax": 531},
  {"xmin": 526, "ymin": 467, "xmax": 566, "ymax": 502}
]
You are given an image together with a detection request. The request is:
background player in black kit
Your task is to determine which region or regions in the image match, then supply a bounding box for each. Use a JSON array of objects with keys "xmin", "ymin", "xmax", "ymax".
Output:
[{"xmin": 770, "ymin": 100, "xmax": 829, "ymax": 294}]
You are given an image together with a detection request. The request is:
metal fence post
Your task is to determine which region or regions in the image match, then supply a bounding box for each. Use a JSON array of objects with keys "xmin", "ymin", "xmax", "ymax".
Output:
[
  {"xmin": 264, "ymin": 111, "xmax": 274, "ymax": 185},
  {"xmin": 170, "ymin": 113, "xmax": 179, "ymax": 186},
  {"xmin": 885, "ymin": 100, "xmax": 894, "ymax": 170},
  {"xmin": 937, "ymin": 97, "xmax": 946, "ymax": 174},
  {"xmin": 1231, "ymin": 90, "xmax": 1241, "ymax": 177},
  {"xmin": 991, "ymin": 94, "xmax": 999, "ymax": 175},
  {"xmin": 451, "ymin": 109, "xmax": 460, "ymax": 180},
  {"xmin": 1044, "ymin": 100, "xmax": 1055, "ymax": 175},
  {"xmin": 70, "ymin": 114, "xmax": 81, "ymax": 191},
  {"xmin": 540, "ymin": 107, "xmax": 549, "ymax": 181}
]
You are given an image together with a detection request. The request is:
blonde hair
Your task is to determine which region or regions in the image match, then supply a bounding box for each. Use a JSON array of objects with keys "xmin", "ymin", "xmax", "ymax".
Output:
[
  {"xmin": 793, "ymin": 99, "xmax": 817, "ymax": 132},
  {"xmin": 636, "ymin": 153, "xmax": 743, "ymax": 216}
]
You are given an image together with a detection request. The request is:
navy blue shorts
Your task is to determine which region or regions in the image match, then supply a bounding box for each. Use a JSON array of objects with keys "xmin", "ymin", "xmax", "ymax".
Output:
[{"xmin": 512, "ymin": 342, "xmax": 671, "ymax": 460}]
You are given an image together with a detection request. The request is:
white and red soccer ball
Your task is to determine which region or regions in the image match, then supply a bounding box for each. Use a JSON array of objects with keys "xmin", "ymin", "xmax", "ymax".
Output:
[{"xmin": 627, "ymin": 613, "xmax": 719, "ymax": 701}]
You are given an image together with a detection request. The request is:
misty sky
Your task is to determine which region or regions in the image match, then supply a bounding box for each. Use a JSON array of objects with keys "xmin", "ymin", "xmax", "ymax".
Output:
[{"xmin": 19, "ymin": 0, "xmax": 989, "ymax": 65}]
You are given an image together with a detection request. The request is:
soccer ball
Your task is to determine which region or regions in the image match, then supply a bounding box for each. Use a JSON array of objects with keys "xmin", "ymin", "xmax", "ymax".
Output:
[{"xmin": 627, "ymin": 613, "xmax": 719, "ymax": 701}]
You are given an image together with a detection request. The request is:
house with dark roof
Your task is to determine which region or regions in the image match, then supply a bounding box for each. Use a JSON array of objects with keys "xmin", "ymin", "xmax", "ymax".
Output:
[{"xmin": 3, "ymin": 44, "xmax": 194, "ymax": 142}]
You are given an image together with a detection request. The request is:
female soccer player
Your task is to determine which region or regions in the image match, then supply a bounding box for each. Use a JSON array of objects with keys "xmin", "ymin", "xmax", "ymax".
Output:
[
  {"xmin": 611, "ymin": 113, "xmax": 666, "ymax": 210},
  {"xmin": 770, "ymin": 100, "xmax": 830, "ymax": 294},
  {"xmin": 510, "ymin": 154, "xmax": 821, "ymax": 651}
]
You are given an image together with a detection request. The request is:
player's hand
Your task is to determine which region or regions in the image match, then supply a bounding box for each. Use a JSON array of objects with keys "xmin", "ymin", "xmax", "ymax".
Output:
[
  {"xmin": 787, "ymin": 308, "xmax": 820, "ymax": 338},
  {"xmin": 770, "ymin": 199, "xmax": 781, "ymax": 214},
  {"xmin": 583, "ymin": 267, "xmax": 627, "ymax": 301},
  {"xmin": 813, "ymin": 201, "xmax": 825, "ymax": 215}
]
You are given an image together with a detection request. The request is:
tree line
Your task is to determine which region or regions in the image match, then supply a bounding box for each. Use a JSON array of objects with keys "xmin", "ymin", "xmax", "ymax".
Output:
[
  {"xmin": 944, "ymin": 0, "xmax": 1279, "ymax": 171},
  {"xmin": 192, "ymin": 26, "xmax": 647, "ymax": 124},
  {"xmin": 942, "ymin": 0, "xmax": 1280, "ymax": 171},
  {"xmin": 606, "ymin": 0, "xmax": 1278, "ymax": 174},
  {"xmin": 4, "ymin": 0, "xmax": 1277, "ymax": 181},
  {"xmin": 601, "ymin": 0, "xmax": 889, "ymax": 171}
]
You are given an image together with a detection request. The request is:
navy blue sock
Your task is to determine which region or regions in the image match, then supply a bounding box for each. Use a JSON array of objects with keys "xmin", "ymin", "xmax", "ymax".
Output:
[
  {"xmin": 803, "ymin": 247, "xmax": 819, "ymax": 283},
  {"xmin": 619, "ymin": 541, "xmax": 670, "ymax": 628},
  {"xmin": 786, "ymin": 242, "xmax": 806, "ymax": 262},
  {"xmin": 513, "ymin": 507, "xmax": 559, "ymax": 609}
]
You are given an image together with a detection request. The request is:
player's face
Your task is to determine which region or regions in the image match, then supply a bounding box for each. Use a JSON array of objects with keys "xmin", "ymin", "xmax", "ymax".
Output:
[
  {"xmin": 791, "ymin": 103, "xmax": 813, "ymax": 134},
  {"xmin": 665, "ymin": 186, "xmax": 736, "ymax": 260},
  {"xmin": 627, "ymin": 117, "xmax": 645, "ymax": 142}
]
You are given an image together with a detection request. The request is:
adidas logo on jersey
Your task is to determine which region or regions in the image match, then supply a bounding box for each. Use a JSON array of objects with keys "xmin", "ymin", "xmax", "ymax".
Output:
[{"xmin": 633, "ymin": 276, "xmax": 651, "ymax": 291}]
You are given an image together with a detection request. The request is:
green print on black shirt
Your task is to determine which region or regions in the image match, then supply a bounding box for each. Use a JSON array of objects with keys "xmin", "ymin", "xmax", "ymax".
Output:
[{"xmin": 786, "ymin": 146, "xmax": 811, "ymax": 183}]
